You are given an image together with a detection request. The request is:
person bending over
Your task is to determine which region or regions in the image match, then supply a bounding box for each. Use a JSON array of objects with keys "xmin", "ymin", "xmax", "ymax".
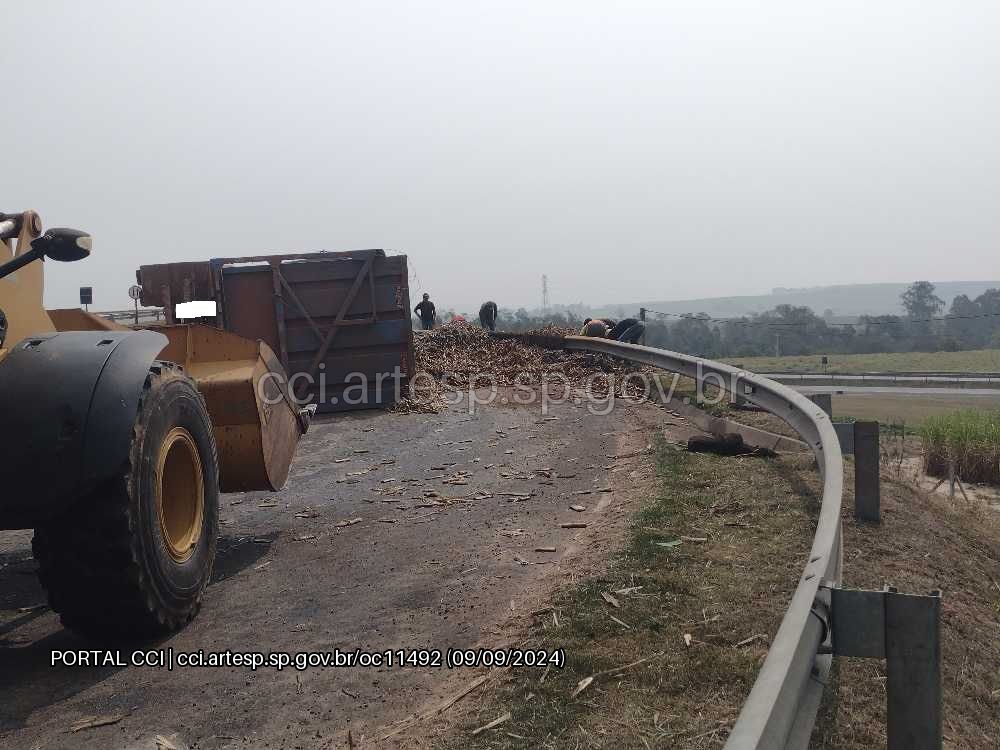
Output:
[
  {"xmin": 479, "ymin": 300, "xmax": 498, "ymax": 331},
  {"xmin": 607, "ymin": 317, "xmax": 645, "ymax": 343},
  {"xmin": 580, "ymin": 317, "xmax": 610, "ymax": 337}
]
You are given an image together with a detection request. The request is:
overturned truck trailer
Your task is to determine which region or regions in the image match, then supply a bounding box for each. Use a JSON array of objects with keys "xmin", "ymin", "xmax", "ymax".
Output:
[{"xmin": 137, "ymin": 250, "xmax": 415, "ymax": 412}]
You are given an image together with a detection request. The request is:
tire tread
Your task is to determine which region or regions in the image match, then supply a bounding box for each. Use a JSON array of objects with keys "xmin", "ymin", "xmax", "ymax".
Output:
[{"xmin": 32, "ymin": 362, "xmax": 217, "ymax": 638}]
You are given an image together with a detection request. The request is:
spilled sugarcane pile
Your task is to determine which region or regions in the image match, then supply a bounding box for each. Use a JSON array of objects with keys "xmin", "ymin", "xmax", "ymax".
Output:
[{"xmin": 393, "ymin": 323, "xmax": 650, "ymax": 413}]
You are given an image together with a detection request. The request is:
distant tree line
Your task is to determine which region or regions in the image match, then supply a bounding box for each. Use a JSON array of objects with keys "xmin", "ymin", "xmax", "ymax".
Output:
[
  {"xmin": 423, "ymin": 282, "xmax": 1000, "ymax": 358},
  {"xmin": 641, "ymin": 282, "xmax": 1000, "ymax": 358}
]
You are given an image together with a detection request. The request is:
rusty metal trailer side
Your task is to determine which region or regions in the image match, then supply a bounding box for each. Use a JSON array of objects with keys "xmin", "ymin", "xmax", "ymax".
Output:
[{"xmin": 138, "ymin": 249, "xmax": 414, "ymax": 412}]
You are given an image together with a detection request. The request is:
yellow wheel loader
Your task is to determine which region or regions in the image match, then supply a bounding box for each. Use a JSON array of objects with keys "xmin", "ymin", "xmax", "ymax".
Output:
[{"xmin": 0, "ymin": 211, "xmax": 312, "ymax": 637}]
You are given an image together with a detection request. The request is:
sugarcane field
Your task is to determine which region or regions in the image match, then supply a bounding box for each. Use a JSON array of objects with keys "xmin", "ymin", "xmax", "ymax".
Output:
[{"xmin": 4, "ymin": 4, "xmax": 1000, "ymax": 750}]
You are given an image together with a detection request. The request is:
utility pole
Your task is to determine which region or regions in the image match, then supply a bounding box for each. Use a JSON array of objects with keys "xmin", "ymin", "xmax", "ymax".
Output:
[
  {"xmin": 640, "ymin": 307, "xmax": 647, "ymax": 345},
  {"xmin": 775, "ymin": 332, "xmax": 782, "ymax": 358},
  {"xmin": 541, "ymin": 275, "xmax": 550, "ymax": 313}
]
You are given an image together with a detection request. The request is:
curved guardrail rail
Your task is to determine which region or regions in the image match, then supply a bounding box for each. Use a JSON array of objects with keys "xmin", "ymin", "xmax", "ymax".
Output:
[
  {"xmin": 563, "ymin": 336, "xmax": 844, "ymax": 749},
  {"xmin": 762, "ymin": 372, "xmax": 1000, "ymax": 387}
]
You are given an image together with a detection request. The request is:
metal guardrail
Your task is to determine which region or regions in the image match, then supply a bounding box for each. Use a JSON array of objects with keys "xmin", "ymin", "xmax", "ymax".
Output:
[
  {"xmin": 758, "ymin": 369, "xmax": 1000, "ymax": 378},
  {"xmin": 564, "ymin": 336, "xmax": 845, "ymax": 749},
  {"xmin": 100, "ymin": 308, "xmax": 166, "ymax": 323},
  {"xmin": 762, "ymin": 372, "xmax": 1000, "ymax": 387}
]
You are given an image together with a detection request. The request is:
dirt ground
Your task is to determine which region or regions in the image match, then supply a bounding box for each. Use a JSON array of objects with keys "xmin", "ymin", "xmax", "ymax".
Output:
[
  {"xmin": 0, "ymin": 389, "xmax": 692, "ymax": 749},
  {"xmin": 433, "ymin": 443, "xmax": 821, "ymax": 749},
  {"xmin": 4, "ymin": 379, "xmax": 996, "ymax": 749}
]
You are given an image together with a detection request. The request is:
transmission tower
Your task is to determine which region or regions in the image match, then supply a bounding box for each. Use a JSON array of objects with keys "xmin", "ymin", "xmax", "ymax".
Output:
[{"xmin": 541, "ymin": 274, "xmax": 550, "ymax": 312}]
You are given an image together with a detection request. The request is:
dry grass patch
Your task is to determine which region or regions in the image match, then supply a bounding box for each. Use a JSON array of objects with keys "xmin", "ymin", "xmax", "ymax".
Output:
[
  {"xmin": 813, "ymin": 470, "xmax": 1000, "ymax": 749},
  {"xmin": 442, "ymin": 438, "xmax": 819, "ymax": 748}
]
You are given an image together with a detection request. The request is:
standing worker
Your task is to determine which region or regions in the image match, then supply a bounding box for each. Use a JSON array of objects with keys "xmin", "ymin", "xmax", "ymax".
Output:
[
  {"xmin": 479, "ymin": 300, "xmax": 498, "ymax": 331},
  {"xmin": 414, "ymin": 293, "xmax": 437, "ymax": 330}
]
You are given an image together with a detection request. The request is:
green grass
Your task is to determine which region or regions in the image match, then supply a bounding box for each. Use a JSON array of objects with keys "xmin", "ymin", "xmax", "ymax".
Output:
[
  {"xmin": 920, "ymin": 409, "xmax": 1000, "ymax": 484},
  {"xmin": 723, "ymin": 349, "xmax": 1000, "ymax": 374},
  {"xmin": 444, "ymin": 438, "xmax": 817, "ymax": 748}
]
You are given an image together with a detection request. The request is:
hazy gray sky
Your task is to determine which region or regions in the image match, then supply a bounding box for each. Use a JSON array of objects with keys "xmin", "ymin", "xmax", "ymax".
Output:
[{"xmin": 4, "ymin": 1, "xmax": 998, "ymax": 313}]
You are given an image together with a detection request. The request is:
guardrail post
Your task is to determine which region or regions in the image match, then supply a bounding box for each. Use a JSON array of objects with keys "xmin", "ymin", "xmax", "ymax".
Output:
[
  {"xmin": 854, "ymin": 421, "xmax": 880, "ymax": 522},
  {"xmin": 830, "ymin": 585, "xmax": 942, "ymax": 750},
  {"xmin": 886, "ymin": 589, "xmax": 942, "ymax": 750},
  {"xmin": 808, "ymin": 392, "xmax": 832, "ymax": 417},
  {"xmin": 834, "ymin": 422, "xmax": 855, "ymax": 455}
]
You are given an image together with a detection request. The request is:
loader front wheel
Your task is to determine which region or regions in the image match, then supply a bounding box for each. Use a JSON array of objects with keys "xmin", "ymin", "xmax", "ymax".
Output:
[{"xmin": 33, "ymin": 363, "xmax": 219, "ymax": 638}]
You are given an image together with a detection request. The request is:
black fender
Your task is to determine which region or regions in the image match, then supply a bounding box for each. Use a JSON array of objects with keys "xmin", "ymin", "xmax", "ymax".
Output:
[{"xmin": 0, "ymin": 329, "xmax": 168, "ymax": 529}]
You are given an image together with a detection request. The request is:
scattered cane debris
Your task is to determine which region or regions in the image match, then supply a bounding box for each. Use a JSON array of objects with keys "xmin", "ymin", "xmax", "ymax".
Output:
[
  {"xmin": 569, "ymin": 653, "xmax": 664, "ymax": 700},
  {"xmin": 69, "ymin": 713, "xmax": 126, "ymax": 733},
  {"xmin": 391, "ymin": 325, "xmax": 651, "ymax": 413},
  {"xmin": 735, "ymin": 634, "xmax": 769, "ymax": 648},
  {"xmin": 609, "ymin": 614, "xmax": 632, "ymax": 629},
  {"xmin": 471, "ymin": 711, "xmax": 512, "ymax": 736},
  {"xmin": 154, "ymin": 735, "xmax": 181, "ymax": 750}
]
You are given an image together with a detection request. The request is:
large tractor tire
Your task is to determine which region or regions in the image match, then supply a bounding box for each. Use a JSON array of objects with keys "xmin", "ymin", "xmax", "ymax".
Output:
[{"xmin": 33, "ymin": 363, "xmax": 219, "ymax": 638}]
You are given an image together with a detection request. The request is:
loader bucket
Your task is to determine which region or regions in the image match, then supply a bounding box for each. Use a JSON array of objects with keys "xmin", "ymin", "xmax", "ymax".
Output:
[
  {"xmin": 151, "ymin": 325, "xmax": 310, "ymax": 492},
  {"xmin": 47, "ymin": 307, "xmax": 129, "ymax": 332}
]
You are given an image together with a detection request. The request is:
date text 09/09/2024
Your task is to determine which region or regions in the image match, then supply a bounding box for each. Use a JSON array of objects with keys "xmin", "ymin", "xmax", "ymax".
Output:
[{"xmin": 50, "ymin": 648, "xmax": 567, "ymax": 671}]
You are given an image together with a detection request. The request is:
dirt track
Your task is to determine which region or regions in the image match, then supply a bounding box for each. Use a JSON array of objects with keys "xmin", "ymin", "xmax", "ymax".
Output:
[{"xmin": 0, "ymin": 390, "xmax": 682, "ymax": 749}]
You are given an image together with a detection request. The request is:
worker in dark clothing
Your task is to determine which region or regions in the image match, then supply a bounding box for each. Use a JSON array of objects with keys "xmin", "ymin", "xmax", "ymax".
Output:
[
  {"xmin": 414, "ymin": 293, "xmax": 436, "ymax": 330},
  {"xmin": 608, "ymin": 317, "xmax": 645, "ymax": 343},
  {"xmin": 479, "ymin": 301, "xmax": 498, "ymax": 331}
]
